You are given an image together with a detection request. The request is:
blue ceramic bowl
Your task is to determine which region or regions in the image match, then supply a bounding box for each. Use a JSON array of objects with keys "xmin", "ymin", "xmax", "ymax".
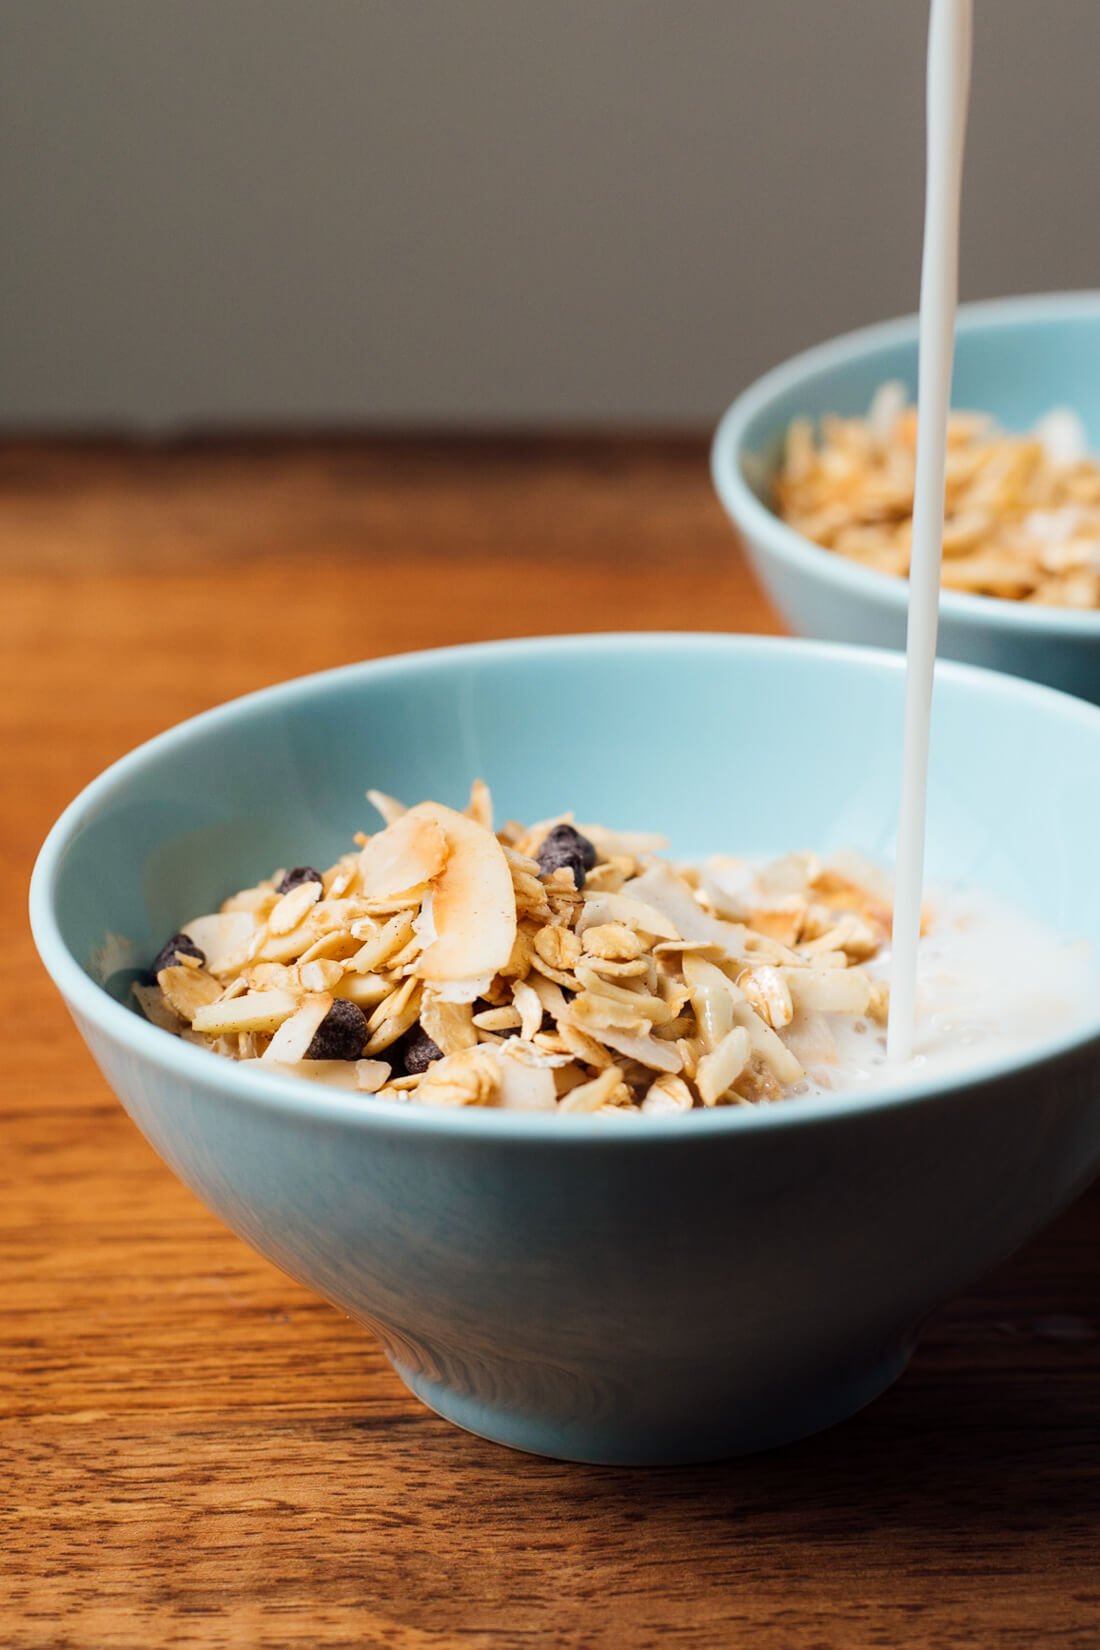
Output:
[
  {"xmin": 30, "ymin": 635, "xmax": 1100, "ymax": 1464},
  {"xmin": 712, "ymin": 293, "xmax": 1100, "ymax": 703}
]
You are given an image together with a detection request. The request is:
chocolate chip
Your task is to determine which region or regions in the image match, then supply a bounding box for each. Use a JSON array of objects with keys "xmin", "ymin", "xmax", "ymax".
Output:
[
  {"xmin": 398, "ymin": 1024, "xmax": 444, "ymax": 1075},
  {"xmin": 536, "ymin": 823, "xmax": 598, "ymax": 889},
  {"xmin": 276, "ymin": 866, "xmax": 325, "ymax": 895},
  {"xmin": 152, "ymin": 932, "xmax": 206, "ymax": 975},
  {"xmin": 304, "ymin": 999, "xmax": 369, "ymax": 1061}
]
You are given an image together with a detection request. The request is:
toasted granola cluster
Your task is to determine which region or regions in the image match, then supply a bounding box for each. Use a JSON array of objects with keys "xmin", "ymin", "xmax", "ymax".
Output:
[
  {"xmin": 776, "ymin": 384, "xmax": 1100, "ymax": 607},
  {"xmin": 135, "ymin": 784, "xmax": 894, "ymax": 1114}
]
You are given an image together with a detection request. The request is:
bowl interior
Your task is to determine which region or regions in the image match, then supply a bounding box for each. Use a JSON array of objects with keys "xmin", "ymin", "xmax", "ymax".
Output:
[
  {"xmin": 733, "ymin": 297, "xmax": 1100, "ymax": 511},
  {"xmin": 39, "ymin": 637, "xmax": 1100, "ymax": 1011}
]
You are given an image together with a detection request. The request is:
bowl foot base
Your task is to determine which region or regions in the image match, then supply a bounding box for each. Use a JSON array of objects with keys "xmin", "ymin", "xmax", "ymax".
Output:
[{"xmin": 390, "ymin": 1340, "xmax": 913, "ymax": 1465}]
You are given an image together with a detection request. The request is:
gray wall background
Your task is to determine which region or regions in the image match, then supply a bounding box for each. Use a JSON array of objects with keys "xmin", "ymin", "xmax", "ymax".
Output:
[{"xmin": 2, "ymin": 0, "xmax": 1097, "ymax": 429}]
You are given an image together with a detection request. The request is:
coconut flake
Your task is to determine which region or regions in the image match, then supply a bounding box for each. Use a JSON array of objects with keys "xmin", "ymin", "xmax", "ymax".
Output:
[
  {"xmin": 620, "ymin": 865, "xmax": 718, "ymax": 943},
  {"xmin": 575, "ymin": 1021, "xmax": 683, "ymax": 1073},
  {"xmin": 429, "ymin": 972, "xmax": 496, "ymax": 1004},
  {"xmin": 408, "ymin": 802, "xmax": 517, "ymax": 988},
  {"xmin": 358, "ymin": 811, "xmax": 449, "ymax": 898}
]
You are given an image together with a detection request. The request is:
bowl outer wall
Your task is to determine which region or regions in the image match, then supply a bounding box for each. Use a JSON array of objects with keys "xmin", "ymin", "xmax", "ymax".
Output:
[
  {"xmin": 31, "ymin": 633, "xmax": 1100, "ymax": 1458},
  {"xmin": 74, "ymin": 997, "xmax": 1100, "ymax": 1462},
  {"xmin": 712, "ymin": 293, "xmax": 1100, "ymax": 702}
]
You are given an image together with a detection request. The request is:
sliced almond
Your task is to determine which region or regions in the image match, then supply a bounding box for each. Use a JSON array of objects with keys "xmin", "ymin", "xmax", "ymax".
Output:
[
  {"xmin": 555, "ymin": 1020, "xmax": 615, "ymax": 1069},
  {"xmin": 156, "ymin": 965, "xmax": 224, "ymax": 1024},
  {"xmin": 348, "ymin": 911, "xmax": 417, "ymax": 976},
  {"xmin": 574, "ymin": 964, "xmax": 673, "ymax": 1024},
  {"xmin": 501, "ymin": 844, "xmax": 541, "ymax": 877},
  {"xmin": 252, "ymin": 896, "xmax": 364, "ymax": 965},
  {"xmin": 364, "ymin": 977, "xmax": 423, "ymax": 1054},
  {"xmin": 526, "ymin": 972, "xmax": 570, "ymax": 1021},
  {"xmin": 366, "ymin": 975, "xmax": 419, "ymax": 1035},
  {"xmin": 682, "ymin": 955, "xmax": 737, "ymax": 1050},
  {"xmin": 296, "ymin": 929, "xmax": 364, "ymax": 966},
  {"xmin": 193, "ymin": 988, "xmax": 302, "ymax": 1036},
  {"xmin": 472, "ymin": 1006, "xmax": 522, "ymax": 1032},
  {"xmin": 262, "ymin": 994, "xmax": 334, "ymax": 1063},
  {"xmin": 268, "ymin": 880, "xmax": 323, "ymax": 936},
  {"xmin": 729, "ymin": 999, "xmax": 804, "ymax": 1086},
  {"xmin": 696, "ymin": 1026, "xmax": 752, "ymax": 1105},
  {"xmin": 332, "ymin": 972, "xmax": 396, "ymax": 1008},
  {"xmin": 558, "ymin": 1065, "xmax": 626, "ymax": 1113},
  {"xmin": 299, "ymin": 959, "xmax": 346, "ymax": 993},
  {"xmin": 133, "ymin": 981, "xmax": 184, "ymax": 1031}
]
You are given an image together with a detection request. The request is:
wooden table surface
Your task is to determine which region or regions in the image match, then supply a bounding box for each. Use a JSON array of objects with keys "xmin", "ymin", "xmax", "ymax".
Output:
[{"xmin": 3, "ymin": 436, "xmax": 1099, "ymax": 1649}]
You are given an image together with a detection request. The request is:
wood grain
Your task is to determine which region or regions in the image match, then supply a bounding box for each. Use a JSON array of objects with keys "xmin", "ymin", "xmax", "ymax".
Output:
[{"xmin": 2, "ymin": 435, "xmax": 1098, "ymax": 1649}]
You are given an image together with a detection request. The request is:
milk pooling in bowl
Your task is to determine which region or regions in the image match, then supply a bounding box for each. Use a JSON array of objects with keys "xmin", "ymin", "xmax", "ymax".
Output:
[{"xmin": 796, "ymin": 889, "xmax": 1094, "ymax": 1100}]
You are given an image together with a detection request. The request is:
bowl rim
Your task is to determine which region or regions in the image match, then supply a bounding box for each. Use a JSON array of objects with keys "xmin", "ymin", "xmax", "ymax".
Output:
[
  {"xmin": 712, "ymin": 289, "xmax": 1100, "ymax": 637},
  {"xmin": 29, "ymin": 631, "xmax": 1100, "ymax": 1141}
]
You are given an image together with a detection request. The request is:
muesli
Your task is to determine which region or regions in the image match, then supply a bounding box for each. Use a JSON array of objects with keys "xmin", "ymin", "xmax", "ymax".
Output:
[
  {"xmin": 134, "ymin": 783, "xmax": 895, "ymax": 1114},
  {"xmin": 776, "ymin": 384, "xmax": 1100, "ymax": 607}
]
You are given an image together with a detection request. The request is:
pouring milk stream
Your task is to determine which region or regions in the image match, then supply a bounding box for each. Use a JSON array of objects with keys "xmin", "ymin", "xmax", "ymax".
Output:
[{"xmin": 887, "ymin": 0, "xmax": 973, "ymax": 1064}]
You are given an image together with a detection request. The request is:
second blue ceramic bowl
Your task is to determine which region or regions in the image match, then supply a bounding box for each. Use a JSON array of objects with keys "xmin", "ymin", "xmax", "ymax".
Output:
[
  {"xmin": 712, "ymin": 293, "xmax": 1100, "ymax": 703},
  {"xmin": 29, "ymin": 635, "xmax": 1100, "ymax": 1462}
]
